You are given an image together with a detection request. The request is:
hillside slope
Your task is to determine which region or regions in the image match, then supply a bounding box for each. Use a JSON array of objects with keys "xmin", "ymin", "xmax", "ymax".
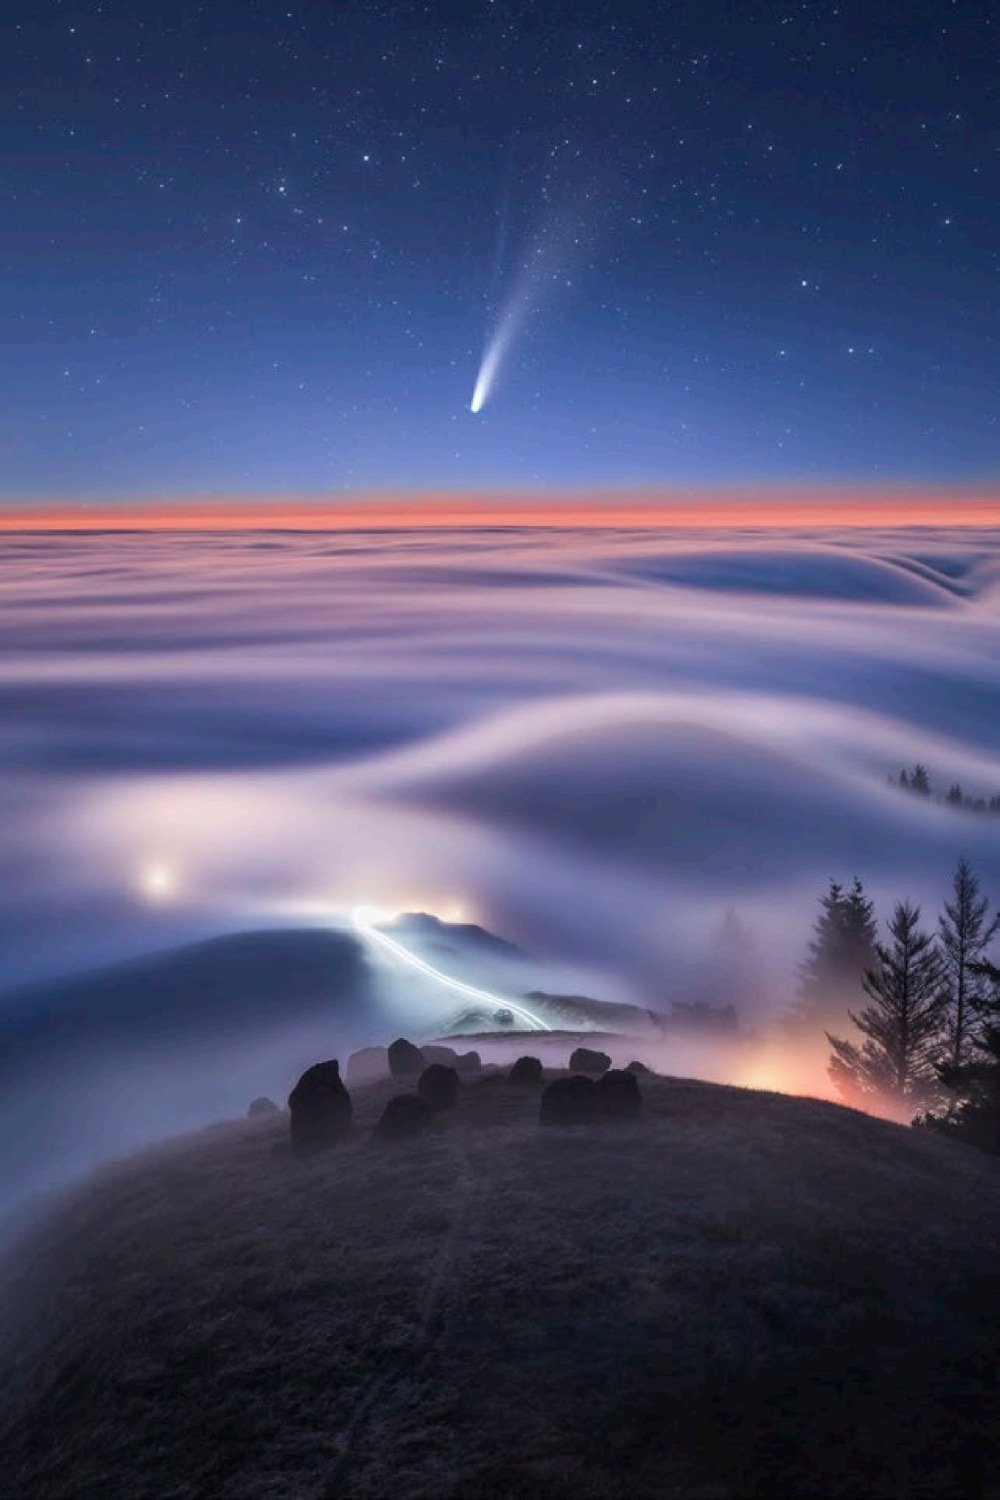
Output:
[
  {"xmin": 1, "ymin": 1074, "xmax": 998, "ymax": 1499},
  {"xmin": 0, "ymin": 927, "xmax": 370, "ymax": 1076}
]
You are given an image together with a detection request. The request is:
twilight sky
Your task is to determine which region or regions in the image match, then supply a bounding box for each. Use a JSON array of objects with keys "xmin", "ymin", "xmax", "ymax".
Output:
[{"xmin": 5, "ymin": 0, "xmax": 997, "ymax": 502}]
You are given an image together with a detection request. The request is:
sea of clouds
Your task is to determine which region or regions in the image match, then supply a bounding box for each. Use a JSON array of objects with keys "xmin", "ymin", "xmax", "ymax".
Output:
[{"xmin": 2, "ymin": 524, "xmax": 999, "ymax": 1204}]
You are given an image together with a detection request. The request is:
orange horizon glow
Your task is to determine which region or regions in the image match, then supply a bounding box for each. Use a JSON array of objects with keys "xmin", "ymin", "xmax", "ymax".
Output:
[{"xmin": 1, "ymin": 483, "xmax": 998, "ymax": 531}]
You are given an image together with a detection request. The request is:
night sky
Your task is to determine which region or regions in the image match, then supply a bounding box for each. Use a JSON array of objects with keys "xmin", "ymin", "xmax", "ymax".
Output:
[{"xmin": 5, "ymin": 0, "xmax": 997, "ymax": 501}]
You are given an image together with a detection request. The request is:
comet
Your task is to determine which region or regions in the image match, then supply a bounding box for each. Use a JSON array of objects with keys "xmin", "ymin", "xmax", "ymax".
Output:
[
  {"xmin": 469, "ymin": 226, "xmax": 561, "ymax": 414},
  {"xmin": 470, "ymin": 278, "xmax": 535, "ymax": 414}
]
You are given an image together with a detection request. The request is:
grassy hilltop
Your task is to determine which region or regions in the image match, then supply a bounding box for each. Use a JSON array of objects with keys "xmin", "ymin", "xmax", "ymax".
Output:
[{"xmin": 2, "ymin": 1070, "xmax": 999, "ymax": 1499}]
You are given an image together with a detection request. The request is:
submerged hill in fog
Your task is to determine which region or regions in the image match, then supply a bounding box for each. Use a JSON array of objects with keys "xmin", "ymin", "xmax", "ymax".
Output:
[
  {"xmin": 0, "ymin": 913, "xmax": 533, "ymax": 1086},
  {"xmin": 2, "ymin": 1070, "xmax": 997, "ymax": 1499},
  {"xmin": 0, "ymin": 913, "xmax": 659, "ymax": 1208},
  {"xmin": 0, "ymin": 928, "xmax": 369, "ymax": 1077},
  {"xmin": 384, "ymin": 910, "xmax": 526, "ymax": 964}
]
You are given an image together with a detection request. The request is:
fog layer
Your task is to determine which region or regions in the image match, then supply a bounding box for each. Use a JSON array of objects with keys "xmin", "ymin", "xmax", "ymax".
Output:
[{"xmin": 2, "ymin": 526, "xmax": 998, "ymax": 1202}]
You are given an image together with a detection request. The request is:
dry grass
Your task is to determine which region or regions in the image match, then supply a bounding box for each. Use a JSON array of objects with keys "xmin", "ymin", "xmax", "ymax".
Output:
[{"xmin": 1, "ymin": 1072, "xmax": 999, "ymax": 1499}]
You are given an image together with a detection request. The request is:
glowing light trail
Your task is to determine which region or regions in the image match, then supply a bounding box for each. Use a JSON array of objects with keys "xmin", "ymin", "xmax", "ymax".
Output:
[
  {"xmin": 351, "ymin": 906, "xmax": 548, "ymax": 1030},
  {"xmin": 469, "ymin": 277, "xmax": 536, "ymax": 414},
  {"xmin": 469, "ymin": 227, "xmax": 561, "ymax": 414}
]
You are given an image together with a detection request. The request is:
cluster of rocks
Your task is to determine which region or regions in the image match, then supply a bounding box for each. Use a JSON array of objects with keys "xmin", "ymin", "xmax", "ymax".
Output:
[
  {"xmin": 255, "ymin": 1039, "xmax": 651, "ymax": 1153},
  {"xmin": 346, "ymin": 1039, "xmax": 481, "ymax": 1087},
  {"xmin": 540, "ymin": 1067, "xmax": 643, "ymax": 1126},
  {"xmin": 275, "ymin": 1039, "xmax": 471, "ymax": 1154}
]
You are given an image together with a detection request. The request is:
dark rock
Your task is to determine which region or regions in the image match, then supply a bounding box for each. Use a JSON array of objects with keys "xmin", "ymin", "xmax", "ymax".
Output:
[
  {"xmin": 508, "ymin": 1056, "xmax": 544, "ymax": 1087},
  {"xmin": 346, "ymin": 1045, "xmax": 389, "ymax": 1086},
  {"xmin": 418, "ymin": 1063, "xmax": 461, "ymax": 1114},
  {"xmin": 388, "ymin": 1037, "xmax": 425, "ymax": 1077},
  {"xmin": 454, "ymin": 1050, "xmax": 481, "ymax": 1074},
  {"xmin": 287, "ymin": 1061, "xmax": 352, "ymax": 1155},
  {"xmin": 597, "ymin": 1068, "xmax": 643, "ymax": 1120},
  {"xmin": 375, "ymin": 1093, "xmax": 431, "ymax": 1142},
  {"xmin": 247, "ymin": 1096, "xmax": 280, "ymax": 1118},
  {"xmin": 422, "ymin": 1044, "xmax": 457, "ymax": 1066},
  {"xmin": 569, "ymin": 1046, "xmax": 612, "ymax": 1075},
  {"xmin": 539, "ymin": 1074, "xmax": 598, "ymax": 1126},
  {"xmin": 626, "ymin": 1060, "xmax": 651, "ymax": 1075}
]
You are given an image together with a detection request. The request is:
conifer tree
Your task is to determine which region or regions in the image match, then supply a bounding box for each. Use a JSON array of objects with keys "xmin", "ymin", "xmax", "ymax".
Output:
[
  {"xmin": 920, "ymin": 992, "xmax": 1000, "ymax": 1154},
  {"xmin": 827, "ymin": 900, "xmax": 946, "ymax": 1114},
  {"xmin": 841, "ymin": 877, "xmax": 878, "ymax": 961},
  {"xmin": 788, "ymin": 877, "xmax": 878, "ymax": 1030},
  {"xmin": 700, "ymin": 908, "xmax": 762, "ymax": 1012},
  {"xmin": 939, "ymin": 859, "xmax": 999, "ymax": 1068},
  {"xmin": 910, "ymin": 765, "xmax": 931, "ymax": 795},
  {"xmin": 971, "ymin": 956, "xmax": 1000, "ymax": 1013}
]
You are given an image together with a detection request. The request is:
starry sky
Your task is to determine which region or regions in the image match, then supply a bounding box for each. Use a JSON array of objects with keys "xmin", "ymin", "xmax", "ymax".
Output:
[{"xmin": 4, "ymin": 0, "xmax": 997, "ymax": 503}]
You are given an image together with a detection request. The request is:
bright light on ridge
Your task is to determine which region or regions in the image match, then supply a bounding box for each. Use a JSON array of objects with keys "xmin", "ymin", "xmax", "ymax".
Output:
[{"xmin": 351, "ymin": 904, "xmax": 547, "ymax": 1030}]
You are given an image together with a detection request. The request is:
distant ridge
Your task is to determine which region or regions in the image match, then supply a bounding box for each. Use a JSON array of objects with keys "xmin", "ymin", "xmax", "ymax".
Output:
[
  {"xmin": 384, "ymin": 910, "xmax": 526, "ymax": 962},
  {"xmin": 0, "ymin": 928, "xmax": 369, "ymax": 1077}
]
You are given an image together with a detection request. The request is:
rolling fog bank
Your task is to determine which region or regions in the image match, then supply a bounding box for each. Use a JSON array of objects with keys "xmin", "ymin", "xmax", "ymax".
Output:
[{"xmin": 2, "ymin": 525, "xmax": 998, "ymax": 1203}]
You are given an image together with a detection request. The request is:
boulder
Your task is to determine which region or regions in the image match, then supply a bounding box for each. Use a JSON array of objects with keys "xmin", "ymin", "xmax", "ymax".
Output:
[
  {"xmin": 422, "ymin": 1044, "xmax": 458, "ymax": 1066},
  {"xmin": 507, "ymin": 1055, "xmax": 544, "ymax": 1087},
  {"xmin": 539, "ymin": 1074, "xmax": 598, "ymax": 1126},
  {"xmin": 388, "ymin": 1037, "xmax": 425, "ymax": 1077},
  {"xmin": 375, "ymin": 1093, "xmax": 431, "ymax": 1142},
  {"xmin": 418, "ymin": 1063, "xmax": 461, "ymax": 1114},
  {"xmin": 346, "ymin": 1046, "xmax": 389, "ymax": 1087},
  {"xmin": 596, "ymin": 1068, "xmax": 643, "ymax": 1121},
  {"xmin": 454, "ymin": 1050, "xmax": 482, "ymax": 1074},
  {"xmin": 247, "ymin": 1096, "xmax": 280, "ymax": 1118},
  {"xmin": 287, "ymin": 1061, "xmax": 352, "ymax": 1155},
  {"xmin": 569, "ymin": 1046, "xmax": 612, "ymax": 1075}
]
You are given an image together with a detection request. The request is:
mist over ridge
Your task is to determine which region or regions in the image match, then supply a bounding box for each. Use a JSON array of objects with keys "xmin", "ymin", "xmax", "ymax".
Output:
[{"xmin": 1, "ymin": 523, "xmax": 999, "ymax": 1202}]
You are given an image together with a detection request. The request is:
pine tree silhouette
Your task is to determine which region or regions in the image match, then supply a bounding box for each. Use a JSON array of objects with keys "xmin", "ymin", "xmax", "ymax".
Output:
[
  {"xmin": 910, "ymin": 764, "xmax": 931, "ymax": 795},
  {"xmin": 939, "ymin": 859, "xmax": 999, "ymax": 1068},
  {"xmin": 700, "ymin": 907, "xmax": 762, "ymax": 1012},
  {"xmin": 828, "ymin": 900, "xmax": 946, "ymax": 1115},
  {"xmin": 788, "ymin": 877, "xmax": 878, "ymax": 1031},
  {"xmin": 921, "ymin": 965, "xmax": 1000, "ymax": 1153}
]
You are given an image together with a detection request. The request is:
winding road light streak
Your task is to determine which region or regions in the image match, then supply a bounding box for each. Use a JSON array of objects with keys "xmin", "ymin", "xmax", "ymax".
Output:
[{"xmin": 351, "ymin": 905, "xmax": 548, "ymax": 1031}]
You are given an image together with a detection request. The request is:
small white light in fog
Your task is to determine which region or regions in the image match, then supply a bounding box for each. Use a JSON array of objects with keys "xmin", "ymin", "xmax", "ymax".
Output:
[{"xmin": 140, "ymin": 862, "xmax": 178, "ymax": 902}]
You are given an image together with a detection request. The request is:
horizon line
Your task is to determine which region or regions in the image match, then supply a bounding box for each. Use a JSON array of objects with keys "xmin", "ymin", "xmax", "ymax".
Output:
[{"xmin": 1, "ymin": 482, "xmax": 999, "ymax": 531}]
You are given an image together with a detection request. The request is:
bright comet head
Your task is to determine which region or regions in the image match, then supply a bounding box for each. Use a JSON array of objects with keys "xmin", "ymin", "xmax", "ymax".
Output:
[{"xmin": 469, "ymin": 327, "xmax": 505, "ymax": 414}]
